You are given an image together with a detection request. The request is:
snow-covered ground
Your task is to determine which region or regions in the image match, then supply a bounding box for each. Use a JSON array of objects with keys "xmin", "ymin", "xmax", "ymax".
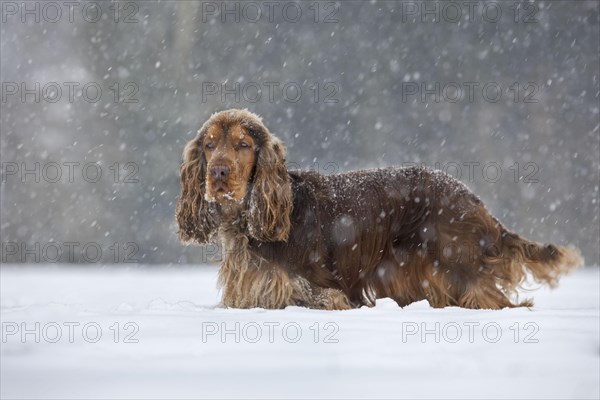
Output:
[{"xmin": 1, "ymin": 265, "xmax": 598, "ymax": 399}]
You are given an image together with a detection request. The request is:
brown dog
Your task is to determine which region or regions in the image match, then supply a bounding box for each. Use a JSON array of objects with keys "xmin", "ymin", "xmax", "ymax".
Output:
[{"xmin": 176, "ymin": 109, "xmax": 582, "ymax": 310}]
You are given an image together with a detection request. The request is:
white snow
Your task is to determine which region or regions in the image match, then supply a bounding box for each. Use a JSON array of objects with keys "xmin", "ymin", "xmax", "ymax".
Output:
[{"xmin": 1, "ymin": 266, "xmax": 598, "ymax": 399}]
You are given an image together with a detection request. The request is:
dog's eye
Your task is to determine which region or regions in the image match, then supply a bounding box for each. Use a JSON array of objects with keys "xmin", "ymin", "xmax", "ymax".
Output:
[
  {"xmin": 205, "ymin": 143, "xmax": 215, "ymax": 150},
  {"xmin": 239, "ymin": 142, "xmax": 250, "ymax": 149}
]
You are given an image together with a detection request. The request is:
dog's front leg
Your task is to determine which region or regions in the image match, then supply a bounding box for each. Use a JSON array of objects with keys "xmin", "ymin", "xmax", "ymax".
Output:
[{"xmin": 291, "ymin": 276, "xmax": 352, "ymax": 310}]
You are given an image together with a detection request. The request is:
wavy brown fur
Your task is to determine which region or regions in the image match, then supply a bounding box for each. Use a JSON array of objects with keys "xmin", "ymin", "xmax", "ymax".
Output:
[{"xmin": 177, "ymin": 109, "xmax": 583, "ymax": 310}]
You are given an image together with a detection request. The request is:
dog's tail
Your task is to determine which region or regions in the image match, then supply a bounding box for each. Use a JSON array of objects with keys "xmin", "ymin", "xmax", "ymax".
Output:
[{"xmin": 486, "ymin": 228, "xmax": 583, "ymax": 297}]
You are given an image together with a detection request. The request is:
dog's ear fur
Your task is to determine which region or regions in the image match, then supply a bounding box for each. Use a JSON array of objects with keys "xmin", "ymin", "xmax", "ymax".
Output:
[
  {"xmin": 247, "ymin": 129, "xmax": 292, "ymax": 242},
  {"xmin": 176, "ymin": 129, "xmax": 216, "ymax": 244}
]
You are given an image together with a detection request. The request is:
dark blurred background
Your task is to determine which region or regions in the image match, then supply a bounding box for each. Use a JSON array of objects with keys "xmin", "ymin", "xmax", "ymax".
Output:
[{"xmin": 1, "ymin": 0, "xmax": 598, "ymax": 265}]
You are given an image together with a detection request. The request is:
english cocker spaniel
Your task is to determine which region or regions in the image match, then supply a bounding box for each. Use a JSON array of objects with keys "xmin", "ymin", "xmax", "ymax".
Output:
[{"xmin": 176, "ymin": 109, "xmax": 582, "ymax": 310}]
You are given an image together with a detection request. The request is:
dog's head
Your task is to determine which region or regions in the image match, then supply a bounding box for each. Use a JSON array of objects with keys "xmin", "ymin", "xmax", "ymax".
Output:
[{"xmin": 176, "ymin": 109, "xmax": 292, "ymax": 244}]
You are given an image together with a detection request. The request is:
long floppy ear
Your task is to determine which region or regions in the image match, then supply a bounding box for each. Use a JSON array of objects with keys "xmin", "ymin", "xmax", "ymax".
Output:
[
  {"xmin": 247, "ymin": 136, "xmax": 292, "ymax": 242},
  {"xmin": 176, "ymin": 136, "xmax": 216, "ymax": 244}
]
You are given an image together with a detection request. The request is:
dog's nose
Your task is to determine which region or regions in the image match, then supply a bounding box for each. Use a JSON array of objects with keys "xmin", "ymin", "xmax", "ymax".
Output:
[{"xmin": 210, "ymin": 165, "xmax": 230, "ymax": 180}]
